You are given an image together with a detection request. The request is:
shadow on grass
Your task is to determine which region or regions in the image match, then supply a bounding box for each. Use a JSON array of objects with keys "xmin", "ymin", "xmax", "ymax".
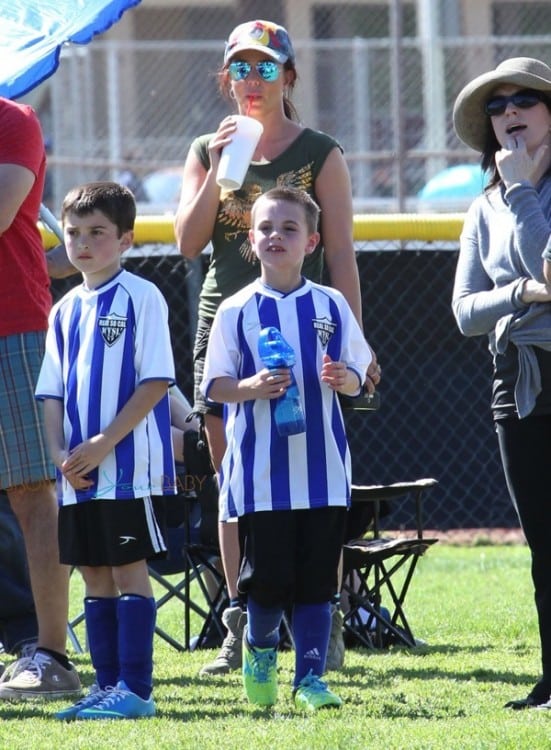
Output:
[
  {"xmin": 158, "ymin": 693, "xmax": 278, "ymax": 721},
  {"xmin": 337, "ymin": 663, "xmax": 536, "ymax": 685},
  {"xmin": 0, "ymin": 702, "xmax": 61, "ymax": 720}
]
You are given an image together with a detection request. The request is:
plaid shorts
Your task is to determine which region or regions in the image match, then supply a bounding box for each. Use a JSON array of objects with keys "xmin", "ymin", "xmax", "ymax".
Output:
[{"xmin": 0, "ymin": 331, "xmax": 55, "ymax": 490}]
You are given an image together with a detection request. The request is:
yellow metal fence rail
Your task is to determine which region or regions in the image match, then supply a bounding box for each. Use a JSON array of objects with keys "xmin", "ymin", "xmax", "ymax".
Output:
[{"xmin": 41, "ymin": 213, "xmax": 466, "ymax": 249}]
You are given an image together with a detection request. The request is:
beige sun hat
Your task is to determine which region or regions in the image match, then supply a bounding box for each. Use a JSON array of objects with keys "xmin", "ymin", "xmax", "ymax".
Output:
[{"xmin": 453, "ymin": 57, "xmax": 551, "ymax": 152}]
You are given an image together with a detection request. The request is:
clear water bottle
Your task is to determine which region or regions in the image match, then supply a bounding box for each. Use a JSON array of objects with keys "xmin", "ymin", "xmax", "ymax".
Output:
[{"xmin": 258, "ymin": 326, "xmax": 306, "ymax": 436}]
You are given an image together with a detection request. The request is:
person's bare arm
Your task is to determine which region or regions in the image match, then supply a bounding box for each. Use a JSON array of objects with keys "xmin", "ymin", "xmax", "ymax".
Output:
[
  {"xmin": 173, "ymin": 118, "xmax": 237, "ymax": 258},
  {"xmin": 169, "ymin": 390, "xmax": 199, "ymax": 432},
  {"xmin": 0, "ymin": 163, "xmax": 34, "ymax": 235},
  {"xmin": 43, "ymin": 398, "xmax": 93, "ymax": 491},
  {"xmin": 42, "ymin": 398, "xmax": 68, "ymax": 468},
  {"xmin": 210, "ymin": 356, "xmax": 362, "ymax": 405},
  {"xmin": 208, "ymin": 369, "xmax": 292, "ymax": 405},
  {"xmin": 315, "ymin": 147, "xmax": 362, "ymax": 325},
  {"xmin": 315, "ymin": 148, "xmax": 381, "ymax": 389},
  {"xmin": 45, "ymin": 244, "xmax": 79, "ymax": 279}
]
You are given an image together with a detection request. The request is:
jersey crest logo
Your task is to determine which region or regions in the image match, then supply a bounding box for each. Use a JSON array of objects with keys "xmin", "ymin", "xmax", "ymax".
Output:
[
  {"xmin": 313, "ymin": 316, "xmax": 336, "ymax": 347},
  {"xmin": 98, "ymin": 313, "xmax": 127, "ymax": 346}
]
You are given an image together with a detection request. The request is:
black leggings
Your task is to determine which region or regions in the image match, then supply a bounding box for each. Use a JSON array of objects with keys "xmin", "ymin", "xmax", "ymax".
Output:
[{"xmin": 496, "ymin": 414, "xmax": 551, "ymax": 680}]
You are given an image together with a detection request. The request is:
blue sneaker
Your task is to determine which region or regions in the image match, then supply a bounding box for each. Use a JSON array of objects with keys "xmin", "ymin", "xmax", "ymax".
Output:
[
  {"xmin": 56, "ymin": 683, "xmax": 110, "ymax": 720},
  {"xmin": 76, "ymin": 680, "xmax": 155, "ymax": 720},
  {"xmin": 242, "ymin": 629, "xmax": 278, "ymax": 706},
  {"xmin": 294, "ymin": 670, "xmax": 342, "ymax": 712}
]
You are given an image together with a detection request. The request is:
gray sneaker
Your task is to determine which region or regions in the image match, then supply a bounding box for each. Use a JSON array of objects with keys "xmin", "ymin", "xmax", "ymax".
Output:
[
  {"xmin": 0, "ymin": 642, "xmax": 37, "ymax": 685},
  {"xmin": 199, "ymin": 606, "xmax": 247, "ymax": 676},
  {"xmin": 0, "ymin": 649, "xmax": 81, "ymax": 701},
  {"xmin": 325, "ymin": 607, "xmax": 345, "ymax": 672}
]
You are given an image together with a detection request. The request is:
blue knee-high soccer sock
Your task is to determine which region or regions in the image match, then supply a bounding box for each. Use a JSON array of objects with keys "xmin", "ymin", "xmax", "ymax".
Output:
[
  {"xmin": 84, "ymin": 597, "xmax": 119, "ymax": 689},
  {"xmin": 117, "ymin": 594, "xmax": 156, "ymax": 700},
  {"xmin": 247, "ymin": 597, "xmax": 282, "ymax": 649},
  {"xmin": 292, "ymin": 601, "xmax": 331, "ymax": 687}
]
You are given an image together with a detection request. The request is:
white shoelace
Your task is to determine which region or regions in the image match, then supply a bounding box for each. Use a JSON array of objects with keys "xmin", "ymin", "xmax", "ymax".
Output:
[
  {"xmin": 13, "ymin": 651, "xmax": 51, "ymax": 685},
  {"xmin": 19, "ymin": 643, "xmax": 37, "ymax": 659},
  {"xmin": 0, "ymin": 642, "xmax": 37, "ymax": 683}
]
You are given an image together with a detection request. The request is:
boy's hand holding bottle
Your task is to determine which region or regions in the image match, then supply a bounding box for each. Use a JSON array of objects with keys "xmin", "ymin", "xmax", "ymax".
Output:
[{"xmin": 258, "ymin": 327, "xmax": 306, "ymax": 436}]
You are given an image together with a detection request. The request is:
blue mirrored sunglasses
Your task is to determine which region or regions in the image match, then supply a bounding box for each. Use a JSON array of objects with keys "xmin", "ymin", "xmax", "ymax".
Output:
[
  {"xmin": 227, "ymin": 60, "xmax": 281, "ymax": 82},
  {"xmin": 484, "ymin": 89, "xmax": 548, "ymax": 117}
]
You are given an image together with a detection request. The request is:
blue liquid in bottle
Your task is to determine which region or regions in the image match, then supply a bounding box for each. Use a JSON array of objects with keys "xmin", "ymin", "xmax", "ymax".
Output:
[{"xmin": 258, "ymin": 326, "xmax": 306, "ymax": 436}]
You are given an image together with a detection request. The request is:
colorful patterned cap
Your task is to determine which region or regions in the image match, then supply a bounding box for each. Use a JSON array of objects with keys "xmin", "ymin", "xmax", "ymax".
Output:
[{"xmin": 224, "ymin": 20, "xmax": 295, "ymax": 65}]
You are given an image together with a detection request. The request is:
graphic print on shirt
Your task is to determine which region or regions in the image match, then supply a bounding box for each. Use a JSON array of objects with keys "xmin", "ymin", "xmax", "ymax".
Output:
[
  {"xmin": 219, "ymin": 162, "xmax": 315, "ymax": 264},
  {"xmin": 98, "ymin": 312, "xmax": 128, "ymax": 346},
  {"xmin": 312, "ymin": 316, "xmax": 337, "ymax": 348}
]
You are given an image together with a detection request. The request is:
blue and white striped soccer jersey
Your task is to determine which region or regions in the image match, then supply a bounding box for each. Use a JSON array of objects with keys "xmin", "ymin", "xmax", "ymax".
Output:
[
  {"xmin": 35, "ymin": 269, "xmax": 176, "ymax": 505},
  {"xmin": 201, "ymin": 278, "xmax": 372, "ymax": 520}
]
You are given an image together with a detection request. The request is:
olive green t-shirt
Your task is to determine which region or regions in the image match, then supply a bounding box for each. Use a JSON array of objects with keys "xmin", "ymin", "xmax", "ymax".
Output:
[{"xmin": 192, "ymin": 127, "xmax": 341, "ymax": 320}]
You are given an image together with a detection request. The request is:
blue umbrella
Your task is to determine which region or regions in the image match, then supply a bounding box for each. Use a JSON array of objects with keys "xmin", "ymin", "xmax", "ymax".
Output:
[
  {"xmin": 0, "ymin": 0, "xmax": 141, "ymax": 100},
  {"xmin": 418, "ymin": 164, "xmax": 487, "ymax": 201}
]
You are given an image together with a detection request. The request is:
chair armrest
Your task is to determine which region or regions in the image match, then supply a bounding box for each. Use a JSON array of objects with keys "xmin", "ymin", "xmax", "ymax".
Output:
[{"xmin": 350, "ymin": 478, "xmax": 438, "ymax": 539}]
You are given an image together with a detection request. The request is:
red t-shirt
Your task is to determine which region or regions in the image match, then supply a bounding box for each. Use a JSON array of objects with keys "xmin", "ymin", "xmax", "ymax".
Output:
[{"xmin": 0, "ymin": 98, "xmax": 50, "ymax": 336}]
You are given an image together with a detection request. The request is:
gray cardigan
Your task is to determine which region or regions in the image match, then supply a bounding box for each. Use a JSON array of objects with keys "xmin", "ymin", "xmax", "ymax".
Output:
[{"xmin": 452, "ymin": 178, "xmax": 551, "ymax": 417}]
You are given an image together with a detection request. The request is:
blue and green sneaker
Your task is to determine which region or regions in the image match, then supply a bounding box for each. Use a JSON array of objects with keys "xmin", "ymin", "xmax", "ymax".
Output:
[
  {"xmin": 242, "ymin": 628, "xmax": 278, "ymax": 706},
  {"xmin": 76, "ymin": 680, "xmax": 155, "ymax": 720},
  {"xmin": 294, "ymin": 670, "xmax": 343, "ymax": 712},
  {"xmin": 55, "ymin": 683, "xmax": 110, "ymax": 720}
]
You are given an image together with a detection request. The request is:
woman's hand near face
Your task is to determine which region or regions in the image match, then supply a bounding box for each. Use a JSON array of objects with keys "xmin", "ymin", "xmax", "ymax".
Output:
[
  {"xmin": 496, "ymin": 136, "xmax": 550, "ymax": 187},
  {"xmin": 175, "ymin": 117, "xmax": 241, "ymax": 257},
  {"xmin": 207, "ymin": 117, "xmax": 239, "ymax": 173}
]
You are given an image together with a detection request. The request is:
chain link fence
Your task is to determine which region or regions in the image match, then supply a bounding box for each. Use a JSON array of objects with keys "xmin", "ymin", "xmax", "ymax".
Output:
[
  {"xmin": 41, "ymin": 1, "xmax": 550, "ymax": 531},
  {"xmin": 25, "ymin": 1, "xmax": 551, "ymax": 214}
]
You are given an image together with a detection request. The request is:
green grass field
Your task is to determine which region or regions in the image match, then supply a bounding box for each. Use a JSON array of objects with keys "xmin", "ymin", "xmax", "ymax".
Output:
[{"xmin": 1, "ymin": 544, "xmax": 549, "ymax": 750}]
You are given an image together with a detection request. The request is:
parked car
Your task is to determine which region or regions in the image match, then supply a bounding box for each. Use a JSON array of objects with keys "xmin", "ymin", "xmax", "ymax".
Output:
[{"xmin": 417, "ymin": 164, "xmax": 486, "ymax": 212}]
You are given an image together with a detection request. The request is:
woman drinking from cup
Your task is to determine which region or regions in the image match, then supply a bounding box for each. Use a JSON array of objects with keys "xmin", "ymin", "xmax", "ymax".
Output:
[{"xmin": 174, "ymin": 19, "xmax": 379, "ymax": 677}]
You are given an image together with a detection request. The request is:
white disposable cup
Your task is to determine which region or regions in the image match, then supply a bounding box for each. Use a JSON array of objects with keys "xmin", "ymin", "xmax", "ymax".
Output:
[{"xmin": 216, "ymin": 115, "xmax": 263, "ymax": 191}]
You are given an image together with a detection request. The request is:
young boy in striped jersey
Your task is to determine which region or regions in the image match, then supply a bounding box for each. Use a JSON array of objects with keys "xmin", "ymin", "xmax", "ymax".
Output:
[
  {"xmin": 201, "ymin": 186, "xmax": 372, "ymax": 711},
  {"xmin": 35, "ymin": 182, "xmax": 176, "ymax": 720}
]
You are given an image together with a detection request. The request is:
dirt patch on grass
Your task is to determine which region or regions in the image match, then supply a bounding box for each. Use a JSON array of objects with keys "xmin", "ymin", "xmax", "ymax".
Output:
[{"xmin": 421, "ymin": 528, "xmax": 526, "ymax": 545}]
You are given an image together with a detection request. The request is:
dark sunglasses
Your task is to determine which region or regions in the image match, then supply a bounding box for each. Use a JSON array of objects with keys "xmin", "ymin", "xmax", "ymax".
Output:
[
  {"xmin": 227, "ymin": 60, "xmax": 281, "ymax": 82},
  {"xmin": 484, "ymin": 89, "xmax": 548, "ymax": 117}
]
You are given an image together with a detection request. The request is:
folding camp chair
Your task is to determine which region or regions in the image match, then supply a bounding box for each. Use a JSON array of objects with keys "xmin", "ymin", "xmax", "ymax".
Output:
[
  {"xmin": 341, "ymin": 478, "xmax": 438, "ymax": 649},
  {"xmin": 148, "ymin": 471, "xmax": 228, "ymax": 652},
  {"xmin": 67, "ymin": 613, "xmax": 85, "ymax": 654}
]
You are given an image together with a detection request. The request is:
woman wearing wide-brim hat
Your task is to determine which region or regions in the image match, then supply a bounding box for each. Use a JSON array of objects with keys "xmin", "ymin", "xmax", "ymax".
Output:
[{"xmin": 452, "ymin": 57, "xmax": 551, "ymax": 710}]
